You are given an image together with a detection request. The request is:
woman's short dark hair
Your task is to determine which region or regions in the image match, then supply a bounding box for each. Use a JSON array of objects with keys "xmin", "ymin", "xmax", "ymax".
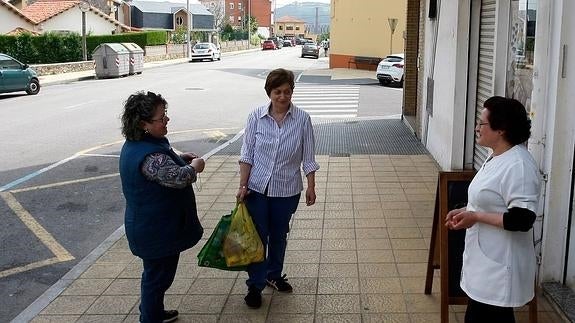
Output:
[
  {"xmin": 264, "ymin": 68, "xmax": 295, "ymax": 96},
  {"xmin": 483, "ymin": 96, "xmax": 531, "ymax": 145},
  {"xmin": 121, "ymin": 91, "xmax": 167, "ymax": 141}
]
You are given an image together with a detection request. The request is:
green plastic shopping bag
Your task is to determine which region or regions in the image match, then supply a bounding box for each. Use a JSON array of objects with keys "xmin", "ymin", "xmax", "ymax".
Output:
[
  {"xmin": 197, "ymin": 206, "xmax": 247, "ymax": 271},
  {"xmin": 223, "ymin": 202, "xmax": 265, "ymax": 267}
]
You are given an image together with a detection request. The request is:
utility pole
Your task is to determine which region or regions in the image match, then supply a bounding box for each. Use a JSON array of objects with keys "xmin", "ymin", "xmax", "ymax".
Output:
[
  {"xmin": 247, "ymin": 0, "xmax": 251, "ymax": 48},
  {"xmin": 186, "ymin": 0, "xmax": 191, "ymax": 59},
  {"xmin": 388, "ymin": 17, "xmax": 398, "ymax": 55},
  {"xmin": 315, "ymin": 7, "xmax": 318, "ymax": 34}
]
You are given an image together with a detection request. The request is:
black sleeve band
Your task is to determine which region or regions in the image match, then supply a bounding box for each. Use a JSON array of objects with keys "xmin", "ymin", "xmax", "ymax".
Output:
[{"xmin": 503, "ymin": 207, "xmax": 536, "ymax": 232}]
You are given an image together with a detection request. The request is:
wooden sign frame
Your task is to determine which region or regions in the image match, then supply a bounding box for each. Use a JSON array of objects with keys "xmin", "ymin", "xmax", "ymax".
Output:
[{"xmin": 425, "ymin": 170, "xmax": 538, "ymax": 323}]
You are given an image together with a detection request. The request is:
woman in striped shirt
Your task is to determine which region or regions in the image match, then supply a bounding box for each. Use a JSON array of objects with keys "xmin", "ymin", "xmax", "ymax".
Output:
[{"xmin": 237, "ymin": 68, "xmax": 320, "ymax": 309}]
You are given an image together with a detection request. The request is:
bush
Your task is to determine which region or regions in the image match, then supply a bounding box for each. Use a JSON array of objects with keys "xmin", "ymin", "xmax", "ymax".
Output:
[{"xmin": 0, "ymin": 31, "xmax": 168, "ymax": 63}]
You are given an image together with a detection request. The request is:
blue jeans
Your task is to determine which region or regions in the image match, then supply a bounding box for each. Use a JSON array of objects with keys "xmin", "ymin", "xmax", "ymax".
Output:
[
  {"xmin": 139, "ymin": 254, "xmax": 179, "ymax": 323},
  {"xmin": 244, "ymin": 191, "xmax": 300, "ymax": 291}
]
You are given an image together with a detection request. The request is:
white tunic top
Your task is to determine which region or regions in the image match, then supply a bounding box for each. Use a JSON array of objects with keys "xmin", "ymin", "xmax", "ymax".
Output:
[{"xmin": 460, "ymin": 145, "xmax": 540, "ymax": 307}]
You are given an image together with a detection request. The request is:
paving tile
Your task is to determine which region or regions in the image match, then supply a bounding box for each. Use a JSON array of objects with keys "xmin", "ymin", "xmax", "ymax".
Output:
[
  {"xmin": 357, "ymin": 249, "xmax": 395, "ymax": 263},
  {"xmin": 286, "ymin": 239, "xmax": 322, "ymax": 251},
  {"xmin": 383, "ymin": 209, "xmax": 414, "ymax": 218},
  {"xmin": 355, "ymin": 218, "xmax": 386, "ymax": 228},
  {"xmin": 321, "ymin": 239, "xmax": 356, "ymax": 250},
  {"xmin": 404, "ymin": 294, "xmax": 440, "ymax": 312},
  {"xmin": 387, "ymin": 227, "xmax": 422, "ymax": 239},
  {"xmin": 356, "ymin": 228, "xmax": 389, "ymax": 239},
  {"xmin": 323, "ymin": 219, "xmax": 355, "ymax": 228},
  {"xmin": 289, "ymin": 229, "xmax": 322, "ymax": 240},
  {"xmin": 176, "ymin": 314, "xmax": 219, "ymax": 322},
  {"xmin": 323, "ymin": 229, "xmax": 355, "ymax": 239},
  {"xmin": 318, "ymin": 277, "xmax": 360, "ymax": 294},
  {"xmin": 292, "ymin": 219, "xmax": 323, "ymax": 229},
  {"xmin": 30, "ymin": 315, "xmax": 80, "ymax": 323},
  {"xmin": 189, "ymin": 278, "xmax": 235, "ymax": 294},
  {"xmin": 319, "ymin": 263, "xmax": 358, "ymax": 277},
  {"xmin": 390, "ymin": 238, "xmax": 427, "ymax": 250},
  {"xmin": 294, "ymin": 210, "xmax": 324, "ymax": 219},
  {"xmin": 196, "ymin": 267, "xmax": 238, "ymax": 279},
  {"xmin": 266, "ymin": 314, "xmax": 315, "ymax": 323},
  {"xmin": 354, "ymin": 210, "xmax": 385, "ymax": 219},
  {"xmin": 103, "ymin": 278, "xmax": 140, "ymax": 295},
  {"xmin": 324, "ymin": 210, "xmax": 355, "ymax": 219},
  {"xmin": 222, "ymin": 294, "xmax": 271, "ymax": 314},
  {"xmin": 361, "ymin": 294, "xmax": 407, "ymax": 313},
  {"xmin": 361, "ymin": 313, "xmax": 410, "ymax": 323},
  {"xmin": 85, "ymin": 295, "xmax": 139, "ymax": 314},
  {"xmin": 75, "ymin": 314, "xmax": 128, "ymax": 322},
  {"xmin": 358, "ymin": 264, "xmax": 398, "ymax": 278},
  {"xmin": 316, "ymin": 294, "xmax": 361, "ymax": 313},
  {"xmin": 320, "ymin": 250, "xmax": 357, "ymax": 264},
  {"xmin": 40, "ymin": 296, "xmax": 97, "ymax": 315},
  {"xmin": 315, "ymin": 313, "xmax": 362, "ymax": 322},
  {"xmin": 61, "ymin": 278, "xmax": 113, "ymax": 296},
  {"xmin": 356, "ymin": 238, "xmax": 391, "ymax": 250},
  {"xmin": 284, "ymin": 250, "xmax": 320, "ymax": 263},
  {"xmin": 393, "ymin": 249, "xmax": 429, "ymax": 263},
  {"xmin": 178, "ymin": 294, "xmax": 227, "ymax": 314},
  {"xmin": 386, "ymin": 218, "xmax": 419, "ymax": 228},
  {"xmin": 269, "ymin": 294, "xmax": 316, "ymax": 313},
  {"xmin": 396, "ymin": 263, "xmax": 427, "ymax": 277},
  {"xmin": 381, "ymin": 201, "xmax": 411, "ymax": 210},
  {"xmin": 359, "ymin": 278, "xmax": 402, "ymax": 293},
  {"xmin": 166, "ymin": 279, "xmax": 194, "ymax": 294},
  {"xmin": 95, "ymin": 251, "xmax": 136, "ymax": 264},
  {"xmin": 283, "ymin": 263, "xmax": 319, "ymax": 277},
  {"xmin": 353, "ymin": 202, "xmax": 383, "ymax": 210},
  {"xmin": 175, "ymin": 263, "xmax": 203, "ymax": 279},
  {"xmin": 325, "ymin": 202, "xmax": 353, "ymax": 210},
  {"xmin": 80, "ymin": 263, "xmax": 127, "ymax": 279},
  {"xmin": 409, "ymin": 313, "xmax": 442, "ymax": 323},
  {"xmin": 288, "ymin": 277, "xmax": 318, "ymax": 294}
]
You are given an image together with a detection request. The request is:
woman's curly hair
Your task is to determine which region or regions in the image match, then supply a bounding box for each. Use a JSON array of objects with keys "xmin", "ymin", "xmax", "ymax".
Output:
[
  {"xmin": 121, "ymin": 91, "xmax": 167, "ymax": 141},
  {"xmin": 484, "ymin": 96, "xmax": 531, "ymax": 145}
]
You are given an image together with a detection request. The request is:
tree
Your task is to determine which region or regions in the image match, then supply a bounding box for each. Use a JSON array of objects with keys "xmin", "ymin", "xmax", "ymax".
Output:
[
  {"xmin": 171, "ymin": 26, "xmax": 187, "ymax": 44},
  {"xmin": 207, "ymin": 0, "xmax": 226, "ymax": 32}
]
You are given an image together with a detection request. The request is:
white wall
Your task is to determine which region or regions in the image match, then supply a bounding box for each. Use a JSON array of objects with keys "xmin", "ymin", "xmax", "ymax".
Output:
[
  {"xmin": 0, "ymin": 8, "xmax": 35, "ymax": 33},
  {"xmin": 421, "ymin": 0, "xmax": 470, "ymax": 170},
  {"xmin": 41, "ymin": 7, "xmax": 118, "ymax": 35},
  {"xmin": 257, "ymin": 26, "xmax": 269, "ymax": 38},
  {"xmin": 537, "ymin": 0, "xmax": 575, "ymax": 283}
]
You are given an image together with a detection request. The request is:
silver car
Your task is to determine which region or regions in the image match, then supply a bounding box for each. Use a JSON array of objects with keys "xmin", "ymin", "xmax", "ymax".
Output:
[
  {"xmin": 191, "ymin": 42, "xmax": 221, "ymax": 62},
  {"xmin": 301, "ymin": 42, "xmax": 319, "ymax": 59}
]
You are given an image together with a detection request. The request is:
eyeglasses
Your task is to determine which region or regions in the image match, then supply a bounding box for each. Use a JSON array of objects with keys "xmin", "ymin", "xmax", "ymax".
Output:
[
  {"xmin": 150, "ymin": 109, "xmax": 168, "ymax": 123},
  {"xmin": 477, "ymin": 122, "xmax": 489, "ymax": 127}
]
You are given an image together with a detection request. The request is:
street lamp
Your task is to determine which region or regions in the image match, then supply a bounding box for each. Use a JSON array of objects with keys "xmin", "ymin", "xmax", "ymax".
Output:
[
  {"xmin": 388, "ymin": 17, "xmax": 398, "ymax": 55},
  {"xmin": 247, "ymin": 0, "xmax": 251, "ymax": 49},
  {"xmin": 79, "ymin": 1, "xmax": 89, "ymax": 61}
]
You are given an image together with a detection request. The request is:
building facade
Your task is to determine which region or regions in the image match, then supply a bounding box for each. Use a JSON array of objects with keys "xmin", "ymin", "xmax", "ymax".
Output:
[
  {"xmin": 409, "ymin": 0, "xmax": 575, "ymax": 317},
  {"xmin": 329, "ymin": 0, "xmax": 407, "ymax": 70},
  {"xmin": 273, "ymin": 15, "xmax": 305, "ymax": 38}
]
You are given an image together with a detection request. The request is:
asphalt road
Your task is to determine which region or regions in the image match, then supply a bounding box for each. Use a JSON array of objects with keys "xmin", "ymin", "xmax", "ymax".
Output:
[{"xmin": 0, "ymin": 46, "xmax": 402, "ymax": 321}]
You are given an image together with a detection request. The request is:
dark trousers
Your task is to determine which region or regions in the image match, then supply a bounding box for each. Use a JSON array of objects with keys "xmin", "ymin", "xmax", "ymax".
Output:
[
  {"xmin": 244, "ymin": 191, "xmax": 300, "ymax": 291},
  {"xmin": 465, "ymin": 298, "xmax": 515, "ymax": 323},
  {"xmin": 139, "ymin": 254, "xmax": 180, "ymax": 323}
]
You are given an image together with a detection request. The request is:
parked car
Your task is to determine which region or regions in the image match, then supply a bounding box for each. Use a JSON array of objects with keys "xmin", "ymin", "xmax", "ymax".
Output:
[
  {"xmin": 267, "ymin": 37, "xmax": 283, "ymax": 49},
  {"xmin": 301, "ymin": 42, "xmax": 320, "ymax": 59},
  {"xmin": 0, "ymin": 53, "xmax": 40, "ymax": 95},
  {"xmin": 283, "ymin": 40, "xmax": 293, "ymax": 47},
  {"xmin": 376, "ymin": 53, "xmax": 404, "ymax": 87},
  {"xmin": 262, "ymin": 40, "xmax": 277, "ymax": 50},
  {"xmin": 191, "ymin": 42, "xmax": 221, "ymax": 62}
]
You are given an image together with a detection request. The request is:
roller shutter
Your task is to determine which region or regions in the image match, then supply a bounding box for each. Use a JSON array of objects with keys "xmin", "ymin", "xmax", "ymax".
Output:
[{"xmin": 473, "ymin": 0, "xmax": 496, "ymax": 169}]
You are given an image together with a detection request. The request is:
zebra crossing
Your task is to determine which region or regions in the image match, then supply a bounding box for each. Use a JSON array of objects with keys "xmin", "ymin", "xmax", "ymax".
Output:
[{"xmin": 292, "ymin": 84, "xmax": 360, "ymax": 119}]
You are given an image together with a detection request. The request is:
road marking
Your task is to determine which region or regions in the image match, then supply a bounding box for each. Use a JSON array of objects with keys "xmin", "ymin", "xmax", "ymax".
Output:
[
  {"xmin": 80, "ymin": 153, "xmax": 120, "ymax": 158},
  {"xmin": 293, "ymin": 84, "xmax": 360, "ymax": 119},
  {"xmin": 0, "ymin": 192, "xmax": 74, "ymax": 278},
  {"xmin": 204, "ymin": 130, "xmax": 228, "ymax": 143},
  {"xmin": 0, "ymin": 257, "xmax": 62, "ymax": 279},
  {"xmin": 62, "ymin": 100, "xmax": 99, "ymax": 110},
  {"xmin": 10, "ymin": 173, "xmax": 120, "ymax": 193}
]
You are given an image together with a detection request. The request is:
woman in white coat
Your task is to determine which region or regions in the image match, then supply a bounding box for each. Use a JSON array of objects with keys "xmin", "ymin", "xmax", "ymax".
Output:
[{"xmin": 445, "ymin": 96, "xmax": 540, "ymax": 323}]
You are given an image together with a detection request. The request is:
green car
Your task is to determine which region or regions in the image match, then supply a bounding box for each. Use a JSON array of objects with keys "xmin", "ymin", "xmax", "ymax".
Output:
[{"xmin": 0, "ymin": 53, "xmax": 40, "ymax": 95}]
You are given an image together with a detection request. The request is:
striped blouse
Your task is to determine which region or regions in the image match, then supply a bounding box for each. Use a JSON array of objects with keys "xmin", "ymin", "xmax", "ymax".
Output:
[{"xmin": 239, "ymin": 103, "xmax": 320, "ymax": 197}]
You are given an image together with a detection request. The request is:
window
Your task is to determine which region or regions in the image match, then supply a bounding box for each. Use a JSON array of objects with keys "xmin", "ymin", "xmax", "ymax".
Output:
[
  {"xmin": 238, "ymin": 2, "xmax": 242, "ymax": 10},
  {"xmin": 230, "ymin": 2, "xmax": 234, "ymax": 9},
  {"xmin": 0, "ymin": 57, "xmax": 20, "ymax": 69},
  {"xmin": 295, "ymin": 26, "xmax": 300, "ymax": 31},
  {"xmin": 229, "ymin": 15, "xmax": 234, "ymax": 23},
  {"xmin": 176, "ymin": 16, "xmax": 184, "ymax": 26},
  {"xmin": 286, "ymin": 25, "xmax": 293, "ymax": 31},
  {"xmin": 238, "ymin": 16, "xmax": 242, "ymax": 22},
  {"xmin": 279, "ymin": 25, "xmax": 283, "ymax": 30},
  {"xmin": 506, "ymin": 0, "xmax": 537, "ymax": 112}
]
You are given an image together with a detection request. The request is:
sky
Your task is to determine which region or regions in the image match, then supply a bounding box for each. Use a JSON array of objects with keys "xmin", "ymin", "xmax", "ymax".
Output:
[{"xmin": 274, "ymin": 0, "xmax": 331, "ymax": 8}]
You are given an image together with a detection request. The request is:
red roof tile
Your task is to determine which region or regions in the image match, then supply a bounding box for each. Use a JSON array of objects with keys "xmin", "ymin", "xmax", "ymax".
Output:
[
  {"xmin": 0, "ymin": 0, "xmax": 37, "ymax": 24},
  {"xmin": 22, "ymin": 0, "xmax": 80, "ymax": 24},
  {"xmin": 276, "ymin": 16, "xmax": 305, "ymax": 23}
]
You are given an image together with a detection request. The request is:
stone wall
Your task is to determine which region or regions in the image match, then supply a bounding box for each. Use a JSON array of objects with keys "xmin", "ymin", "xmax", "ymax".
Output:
[{"xmin": 30, "ymin": 61, "xmax": 95, "ymax": 76}]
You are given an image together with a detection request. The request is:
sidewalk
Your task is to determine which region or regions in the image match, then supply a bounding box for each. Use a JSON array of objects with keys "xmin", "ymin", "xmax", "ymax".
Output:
[
  {"xmin": 19, "ymin": 62, "xmax": 566, "ymax": 323},
  {"xmin": 38, "ymin": 48, "xmax": 262, "ymax": 87}
]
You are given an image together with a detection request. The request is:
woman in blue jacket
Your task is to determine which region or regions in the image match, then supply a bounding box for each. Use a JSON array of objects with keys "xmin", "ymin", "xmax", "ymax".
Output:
[{"xmin": 119, "ymin": 91, "xmax": 204, "ymax": 323}]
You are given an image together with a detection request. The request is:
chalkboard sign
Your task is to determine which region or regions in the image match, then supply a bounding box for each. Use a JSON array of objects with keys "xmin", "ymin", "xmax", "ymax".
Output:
[{"xmin": 425, "ymin": 171, "xmax": 538, "ymax": 323}]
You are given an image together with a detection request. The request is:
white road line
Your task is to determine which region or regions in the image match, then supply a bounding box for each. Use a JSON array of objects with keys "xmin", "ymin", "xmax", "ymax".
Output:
[
  {"xmin": 297, "ymin": 104, "xmax": 359, "ymax": 108},
  {"xmin": 309, "ymin": 114, "xmax": 357, "ymax": 118},
  {"xmin": 303, "ymin": 109, "xmax": 357, "ymax": 113},
  {"xmin": 62, "ymin": 100, "xmax": 99, "ymax": 110}
]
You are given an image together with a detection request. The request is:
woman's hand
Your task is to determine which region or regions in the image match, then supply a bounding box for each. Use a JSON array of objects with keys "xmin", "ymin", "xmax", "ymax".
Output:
[
  {"xmin": 305, "ymin": 187, "xmax": 316, "ymax": 206},
  {"xmin": 236, "ymin": 185, "xmax": 249, "ymax": 202},
  {"xmin": 190, "ymin": 158, "xmax": 205, "ymax": 173},
  {"xmin": 445, "ymin": 208, "xmax": 478, "ymax": 230},
  {"xmin": 181, "ymin": 152, "xmax": 199, "ymax": 163}
]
